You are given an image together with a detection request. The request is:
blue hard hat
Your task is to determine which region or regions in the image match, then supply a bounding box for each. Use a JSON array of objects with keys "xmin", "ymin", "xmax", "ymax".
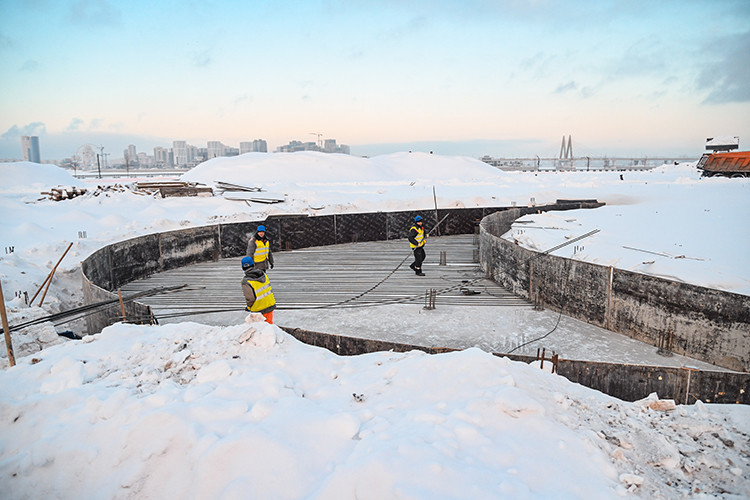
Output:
[
  {"xmin": 241, "ymin": 256, "xmax": 254, "ymax": 269},
  {"xmin": 257, "ymin": 225, "xmax": 266, "ymax": 232},
  {"xmin": 414, "ymin": 215, "xmax": 422, "ymax": 222}
]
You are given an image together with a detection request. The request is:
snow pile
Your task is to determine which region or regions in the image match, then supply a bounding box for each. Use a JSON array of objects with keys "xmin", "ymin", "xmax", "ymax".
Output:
[
  {"xmin": 1, "ymin": 316, "xmax": 747, "ymax": 499},
  {"xmin": 0, "ymin": 161, "xmax": 83, "ymax": 194},
  {"xmin": 180, "ymin": 151, "xmax": 499, "ymax": 188}
]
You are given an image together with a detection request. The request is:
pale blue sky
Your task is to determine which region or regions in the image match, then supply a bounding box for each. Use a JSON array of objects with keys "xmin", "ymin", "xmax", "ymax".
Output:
[{"xmin": 1, "ymin": 0, "xmax": 748, "ymax": 160}]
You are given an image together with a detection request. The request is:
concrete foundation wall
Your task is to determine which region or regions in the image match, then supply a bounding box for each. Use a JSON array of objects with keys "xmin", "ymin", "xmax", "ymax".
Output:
[
  {"xmin": 282, "ymin": 327, "xmax": 750, "ymax": 404},
  {"xmin": 480, "ymin": 211, "xmax": 750, "ymax": 372},
  {"xmin": 81, "ymin": 277, "xmax": 154, "ymax": 331}
]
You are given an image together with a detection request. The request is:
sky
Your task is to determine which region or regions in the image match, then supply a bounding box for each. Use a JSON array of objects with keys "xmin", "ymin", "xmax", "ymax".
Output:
[{"xmin": 1, "ymin": 0, "xmax": 749, "ymax": 160}]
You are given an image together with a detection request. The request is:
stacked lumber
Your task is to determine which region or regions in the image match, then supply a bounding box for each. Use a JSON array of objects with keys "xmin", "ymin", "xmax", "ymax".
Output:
[{"xmin": 134, "ymin": 181, "xmax": 213, "ymax": 198}]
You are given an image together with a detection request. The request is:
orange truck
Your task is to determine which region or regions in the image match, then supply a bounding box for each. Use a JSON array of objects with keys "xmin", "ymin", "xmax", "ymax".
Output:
[{"xmin": 697, "ymin": 151, "xmax": 750, "ymax": 178}]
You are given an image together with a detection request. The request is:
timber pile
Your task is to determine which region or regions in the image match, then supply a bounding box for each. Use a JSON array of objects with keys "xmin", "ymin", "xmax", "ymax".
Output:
[
  {"xmin": 134, "ymin": 181, "xmax": 213, "ymax": 198},
  {"xmin": 40, "ymin": 186, "xmax": 88, "ymax": 201}
]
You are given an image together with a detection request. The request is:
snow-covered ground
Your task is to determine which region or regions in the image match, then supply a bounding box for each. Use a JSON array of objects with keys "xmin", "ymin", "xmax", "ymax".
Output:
[
  {"xmin": 1, "ymin": 153, "xmax": 749, "ymax": 498},
  {"xmin": 2, "ymin": 316, "xmax": 749, "ymax": 499}
]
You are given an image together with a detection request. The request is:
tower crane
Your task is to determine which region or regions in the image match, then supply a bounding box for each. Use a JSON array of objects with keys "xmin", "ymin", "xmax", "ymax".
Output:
[{"xmin": 309, "ymin": 132, "xmax": 323, "ymax": 148}]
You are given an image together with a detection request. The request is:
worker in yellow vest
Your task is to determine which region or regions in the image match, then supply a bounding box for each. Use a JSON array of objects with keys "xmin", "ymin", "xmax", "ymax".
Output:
[
  {"xmin": 246, "ymin": 224, "xmax": 274, "ymax": 271},
  {"xmin": 241, "ymin": 256, "xmax": 276, "ymax": 324},
  {"xmin": 408, "ymin": 215, "xmax": 427, "ymax": 276}
]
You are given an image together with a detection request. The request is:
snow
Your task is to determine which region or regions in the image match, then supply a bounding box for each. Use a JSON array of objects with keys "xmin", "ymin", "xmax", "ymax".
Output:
[
  {"xmin": 3, "ymin": 316, "xmax": 749, "ymax": 499},
  {"xmin": 1, "ymin": 153, "xmax": 749, "ymax": 498}
]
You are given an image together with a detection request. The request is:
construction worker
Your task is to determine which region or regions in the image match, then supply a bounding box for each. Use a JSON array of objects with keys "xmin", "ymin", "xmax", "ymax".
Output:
[
  {"xmin": 408, "ymin": 215, "xmax": 427, "ymax": 276},
  {"xmin": 241, "ymin": 256, "xmax": 276, "ymax": 324},
  {"xmin": 246, "ymin": 224, "xmax": 274, "ymax": 271}
]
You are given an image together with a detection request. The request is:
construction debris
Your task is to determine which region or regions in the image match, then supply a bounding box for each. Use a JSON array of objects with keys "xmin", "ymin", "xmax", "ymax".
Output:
[
  {"xmin": 224, "ymin": 191, "xmax": 286, "ymax": 204},
  {"xmin": 134, "ymin": 181, "xmax": 213, "ymax": 198},
  {"xmin": 214, "ymin": 181, "xmax": 262, "ymax": 193},
  {"xmin": 214, "ymin": 180, "xmax": 285, "ymax": 204},
  {"xmin": 41, "ymin": 182, "xmax": 214, "ymax": 201},
  {"xmin": 40, "ymin": 186, "xmax": 87, "ymax": 201}
]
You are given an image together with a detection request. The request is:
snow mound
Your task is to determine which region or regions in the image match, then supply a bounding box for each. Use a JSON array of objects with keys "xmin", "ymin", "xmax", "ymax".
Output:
[
  {"xmin": 1, "ymin": 320, "xmax": 748, "ymax": 498},
  {"xmin": 180, "ymin": 151, "xmax": 500, "ymax": 189},
  {"xmin": 0, "ymin": 162, "xmax": 83, "ymax": 193}
]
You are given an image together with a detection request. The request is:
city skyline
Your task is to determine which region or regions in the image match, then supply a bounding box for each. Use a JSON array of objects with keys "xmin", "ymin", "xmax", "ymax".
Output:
[{"xmin": 1, "ymin": 1, "xmax": 749, "ymax": 161}]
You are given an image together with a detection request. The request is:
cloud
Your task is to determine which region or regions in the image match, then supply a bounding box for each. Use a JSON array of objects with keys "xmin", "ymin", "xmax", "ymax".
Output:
[
  {"xmin": 607, "ymin": 37, "xmax": 667, "ymax": 80},
  {"xmin": 554, "ymin": 81, "xmax": 577, "ymax": 94},
  {"xmin": 696, "ymin": 30, "xmax": 750, "ymax": 104},
  {"xmin": 580, "ymin": 86, "xmax": 595, "ymax": 98},
  {"xmin": 0, "ymin": 33, "xmax": 13, "ymax": 49},
  {"xmin": 347, "ymin": 48, "xmax": 365, "ymax": 60},
  {"xmin": 382, "ymin": 15, "xmax": 428, "ymax": 41},
  {"xmin": 68, "ymin": 0, "xmax": 121, "ymax": 26},
  {"xmin": 67, "ymin": 118, "xmax": 84, "ymax": 132},
  {"xmin": 192, "ymin": 49, "xmax": 213, "ymax": 67},
  {"xmin": 1, "ymin": 122, "xmax": 47, "ymax": 140},
  {"xmin": 20, "ymin": 59, "xmax": 39, "ymax": 72},
  {"xmin": 233, "ymin": 94, "xmax": 252, "ymax": 107},
  {"xmin": 553, "ymin": 80, "xmax": 595, "ymax": 99}
]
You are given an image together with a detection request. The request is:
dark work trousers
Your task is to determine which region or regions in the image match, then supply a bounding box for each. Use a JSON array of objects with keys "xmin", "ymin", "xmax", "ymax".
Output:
[{"xmin": 412, "ymin": 246, "xmax": 426, "ymax": 272}]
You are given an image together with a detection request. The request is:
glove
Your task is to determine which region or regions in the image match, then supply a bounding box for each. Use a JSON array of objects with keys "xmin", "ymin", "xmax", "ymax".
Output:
[
  {"xmin": 245, "ymin": 306, "xmax": 252, "ymax": 311},
  {"xmin": 270, "ymin": 263, "xmax": 274, "ymax": 269}
]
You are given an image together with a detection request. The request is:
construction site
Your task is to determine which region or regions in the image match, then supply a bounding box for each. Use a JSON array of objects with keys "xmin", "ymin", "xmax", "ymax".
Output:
[{"xmin": 78, "ymin": 202, "xmax": 750, "ymax": 405}]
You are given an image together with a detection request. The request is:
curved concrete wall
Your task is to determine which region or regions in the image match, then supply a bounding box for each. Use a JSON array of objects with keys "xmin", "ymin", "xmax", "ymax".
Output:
[
  {"xmin": 479, "ymin": 210, "xmax": 750, "ymax": 372},
  {"xmin": 283, "ymin": 327, "xmax": 749, "ymax": 405}
]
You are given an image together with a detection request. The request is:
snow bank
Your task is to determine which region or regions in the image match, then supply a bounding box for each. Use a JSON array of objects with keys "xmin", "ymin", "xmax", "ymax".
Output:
[{"xmin": 2, "ymin": 317, "xmax": 747, "ymax": 498}]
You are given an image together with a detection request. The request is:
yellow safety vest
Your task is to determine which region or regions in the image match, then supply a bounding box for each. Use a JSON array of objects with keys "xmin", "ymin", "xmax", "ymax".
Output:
[
  {"xmin": 253, "ymin": 239, "xmax": 270, "ymax": 263},
  {"xmin": 409, "ymin": 225, "xmax": 425, "ymax": 249},
  {"xmin": 247, "ymin": 274, "xmax": 276, "ymax": 312}
]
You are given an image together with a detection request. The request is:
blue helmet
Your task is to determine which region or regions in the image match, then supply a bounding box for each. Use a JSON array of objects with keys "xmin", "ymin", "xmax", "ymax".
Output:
[
  {"xmin": 414, "ymin": 215, "xmax": 422, "ymax": 222},
  {"xmin": 241, "ymin": 256, "xmax": 254, "ymax": 269},
  {"xmin": 257, "ymin": 225, "xmax": 266, "ymax": 232}
]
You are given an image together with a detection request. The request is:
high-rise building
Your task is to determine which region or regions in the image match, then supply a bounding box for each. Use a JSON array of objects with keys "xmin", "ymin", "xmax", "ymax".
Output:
[
  {"xmin": 137, "ymin": 152, "xmax": 152, "ymax": 167},
  {"xmin": 173, "ymin": 140, "xmax": 197, "ymax": 166},
  {"xmin": 241, "ymin": 140, "xmax": 268, "ymax": 153},
  {"xmin": 154, "ymin": 146, "xmax": 171, "ymax": 167},
  {"xmin": 123, "ymin": 144, "xmax": 138, "ymax": 166},
  {"xmin": 21, "ymin": 136, "xmax": 41, "ymax": 163},
  {"xmin": 207, "ymin": 141, "xmax": 225, "ymax": 159}
]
